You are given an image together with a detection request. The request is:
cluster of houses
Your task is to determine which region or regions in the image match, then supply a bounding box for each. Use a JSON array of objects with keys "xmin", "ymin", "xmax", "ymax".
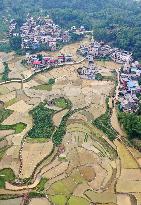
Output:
[
  {"xmin": 26, "ymin": 53, "xmax": 73, "ymax": 70},
  {"xmin": 77, "ymin": 40, "xmax": 133, "ymax": 64},
  {"xmin": 77, "ymin": 50, "xmax": 99, "ymax": 80},
  {"xmin": 77, "ymin": 62, "xmax": 98, "ymax": 80},
  {"xmin": 70, "ymin": 25, "xmax": 86, "ymax": 34},
  {"xmin": 77, "ymin": 39, "xmax": 141, "ymax": 113},
  {"xmin": 118, "ymin": 61, "xmax": 141, "ymax": 113},
  {"xmin": 9, "ymin": 16, "xmax": 71, "ymax": 51}
]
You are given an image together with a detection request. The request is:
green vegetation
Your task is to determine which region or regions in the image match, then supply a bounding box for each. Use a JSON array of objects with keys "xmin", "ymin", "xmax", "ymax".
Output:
[
  {"xmin": 118, "ymin": 101, "xmax": 141, "ymax": 150},
  {"xmin": 0, "ymin": 107, "xmax": 27, "ymax": 133},
  {"xmin": 29, "ymin": 191, "xmax": 45, "ymax": 198},
  {"xmin": 0, "ymin": 0, "xmax": 140, "ymax": 59},
  {"xmin": 52, "ymin": 111, "xmax": 71, "ymax": 146},
  {"xmin": 0, "ymin": 42, "xmax": 12, "ymax": 53},
  {"xmin": 32, "ymin": 84, "xmax": 52, "ymax": 91},
  {"xmin": 0, "ymin": 108, "xmax": 13, "ymax": 123},
  {"xmin": 0, "ymin": 146, "xmax": 9, "ymax": 161},
  {"xmin": 35, "ymin": 178, "xmax": 48, "ymax": 192},
  {"xmin": 2, "ymin": 62, "xmax": 10, "ymax": 82},
  {"xmin": 68, "ymin": 196, "xmax": 89, "ymax": 205},
  {"xmin": 0, "ymin": 122, "xmax": 27, "ymax": 134},
  {"xmin": 50, "ymin": 195, "xmax": 67, "ymax": 205},
  {"xmin": 0, "ymin": 168, "xmax": 15, "ymax": 188},
  {"xmin": 118, "ymin": 111, "xmax": 141, "ymax": 140},
  {"xmin": 9, "ymin": 36, "xmax": 22, "ymax": 51},
  {"xmin": 95, "ymin": 73, "xmax": 103, "ymax": 81},
  {"xmin": 28, "ymin": 98, "xmax": 73, "ymax": 145},
  {"xmin": 70, "ymin": 32, "xmax": 84, "ymax": 42},
  {"xmin": 32, "ymin": 78, "xmax": 55, "ymax": 91},
  {"xmin": 28, "ymin": 102, "xmax": 55, "ymax": 139},
  {"xmin": 26, "ymin": 137, "xmax": 50, "ymax": 143},
  {"xmin": 4, "ymin": 98, "xmax": 18, "ymax": 107},
  {"xmin": 48, "ymin": 78, "xmax": 55, "ymax": 85},
  {"xmin": 47, "ymin": 169, "xmax": 85, "ymax": 204},
  {"xmin": 53, "ymin": 97, "xmax": 72, "ymax": 109},
  {"xmin": 93, "ymin": 98, "xmax": 117, "ymax": 141}
]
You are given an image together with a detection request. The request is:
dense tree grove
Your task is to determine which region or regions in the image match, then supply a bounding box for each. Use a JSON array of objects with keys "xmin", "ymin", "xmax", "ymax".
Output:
[
  {"xmin": 118, "ymin": 108, "xmax": 141, "ymax": 140},
  {"xmin": 0, "ymin": 0, "xmax": 141, "ymax": 59},
  {"xmin": 9, "ymin": 36, "xmax": 22, "ymax": 51},
  {"xmin": 28, "ymin": 103, "xmax": 55, "ymax": 138}
]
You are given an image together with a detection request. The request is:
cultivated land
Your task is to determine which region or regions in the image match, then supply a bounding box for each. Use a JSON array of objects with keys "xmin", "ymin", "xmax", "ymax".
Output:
[{"xmin": 0, "ymin": 37, "xmax": 141, "ymax": 205}]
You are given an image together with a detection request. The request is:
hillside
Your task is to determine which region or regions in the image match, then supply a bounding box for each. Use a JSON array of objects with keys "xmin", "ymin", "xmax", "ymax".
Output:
[{"xmin": 0, "ymin": 0, "xmax": 141, "ymax": 59}]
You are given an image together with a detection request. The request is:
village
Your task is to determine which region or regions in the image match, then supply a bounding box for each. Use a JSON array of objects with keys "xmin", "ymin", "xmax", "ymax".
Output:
[
  {"xmin": 1, "ymin": 20, "xmax": 141, "ymax": 205},
  {"xmin": 76, "ymin": 38, "xmax": 141, "ymax": 113},
  {"xmin": 17, "ymin": 32, "xmax": 141, "ymax": 114},
  {"xmin": 9, "ymin": 15, "xmax": 86, "ymax": 51},
  {"xmin": 7, "ymin": 17, "xmax": 141, "ymax": 114}
]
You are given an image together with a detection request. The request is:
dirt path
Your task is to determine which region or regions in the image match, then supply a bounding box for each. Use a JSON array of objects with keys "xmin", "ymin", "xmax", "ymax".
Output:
[
  {"xmin": 111, "ymin": 107, "xmax": 126, "ymax": 137},
  {"xmin": 110, "ymin": 68, "xmax": 126, "ymax": 137}
]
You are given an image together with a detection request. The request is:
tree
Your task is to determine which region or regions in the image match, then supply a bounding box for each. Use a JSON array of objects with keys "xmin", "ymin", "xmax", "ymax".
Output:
[
  {"xmin": 95, "ymin": 73, "xmax": 103, "ymax": 81},
  {"xmin": 48, "ymin": 78, "xmax": 55, "ymax": 85},
  {"xmin": 2, "ymin": 62, "xmax": 10, "ymax": 81},
  {"xmin": 9, "ymin": 36, "xmax": 22, "ymax": 51}
]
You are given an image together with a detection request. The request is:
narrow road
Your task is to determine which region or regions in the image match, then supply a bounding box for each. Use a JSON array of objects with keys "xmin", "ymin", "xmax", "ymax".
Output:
[{"xmin": 0, "ymin": 58, "xmax": 86, "ymax": 86}]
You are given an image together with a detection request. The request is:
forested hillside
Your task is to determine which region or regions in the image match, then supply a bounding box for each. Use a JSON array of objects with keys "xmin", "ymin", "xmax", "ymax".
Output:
[{"xmin": 0, "ymin": 0, "xmax": 141, "ymax": 59}]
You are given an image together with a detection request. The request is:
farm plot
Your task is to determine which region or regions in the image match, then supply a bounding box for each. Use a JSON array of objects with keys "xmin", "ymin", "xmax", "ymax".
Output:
[
  {"xmin": 85, "ymin": 190, "xmax": 117, "ymax": 204},
  {"xmin": 0, "ymin": 91, "xmax": 16, "ymax": 104},
  {"xmin": 2, "ymin": 82, "xmax": 21, "ymax": 92},
  {"xmin": 114, "ymin": 140, "xmax": 139, "ymax": 169},
  {"xmin": 19, "ymin": 140, "xmax": 53, "ymax": 179},
  {"xmin": 0, "ymin": 198, "xmax": 22, "ymax": 205},
  {"xmin": 117, "ymin": 194, "xmax": 135, "ymax": 205},
  {"xmin": 0, "ymin": 146, "xmax": 20, "ymax": 176},
  {"xmin": 6, "ymin": 100, "xmax": 33, "ymax": 113},
  {"xmin": 53, "ymin": 109, "xmax": 69, "ymax": 127},
  {"xmin": 29, "ymin": 198, "xmax": 51, "ymax": 205},
  {"xmin": 0, "ymin": 130, "xmax": 14, "ymax": 138},
  {"xmin": 47, "ymin": 168, "xmax": 86, "ymax": 204}
]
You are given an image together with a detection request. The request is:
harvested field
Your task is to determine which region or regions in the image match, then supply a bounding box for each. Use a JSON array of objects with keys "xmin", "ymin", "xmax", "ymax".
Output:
[
  {"xmin": 117, "ymin": 194, "xmax": 134, "ymax": 205},
  {"xmin": 6, "ymin": 100, "xmax": 33, "ymax": 113},
  {"xmin": 43, "ymin": 161, "xmax": 69, "ymax": 179},
  {"xmin": 0, "ymin": 198, "xmax": 22, "ymax": 205},
  {"xmin": 0, "ymin": 85, "xmax": 10, "ymax": 95},
  {"xmin": 20, "ymin": 140, "xmax": 53, "ymax": 178},
  {"xmin": 0, "ymin": 130, "xmax": 14, "ymax": 138},
  {"xmin": 73, "ymin": 182, "xmax": 91, "ymax": 198},
  {"xmin": 116, "ymin": 180, "xmax": 141, "ymax": 193},
  {"xmin": 52, "ymin": 109, "xmax": 69, "ymax": 127},
  {"xmin": 29, "ymin": 198, "xmax": 51, "ymax": 205},
  {"xmin": 0, "ymin": 39, "xmax": 139, "ymax": 203},
  {"xmin": 79, "ymin": 166, "xmax": 96, "ymax": 181},
  {"xmin": 85, "ymin": 190, "xmax": 117, "ymax": 204},
  {"xmin": 2, "ymin": 83, "xmax": 21, "ymax": 92},
  {"xmin": 0, "ymin": 146, "xmax": 20, "ymax": 176},
  {"xmin": 111, "ymin": 108, "xmax": 126, "ymax": 137},
  {"xmin": 114, "ymin": 140, "xmax": 139, "ymax": 169},
  {"xmin": 119, "ymin": 169, "xmax": 141, "ymax": 181},
  {"xmin": 2, "ymin": 111, "xmax": 29, "ymax": 125},
  {"xmin": 95, "ymin": 60, "xmax": 120, "ymax": 70},
  {"xmin": 0, "ymin": 91, "xmax": 16, "ymax": 103}
]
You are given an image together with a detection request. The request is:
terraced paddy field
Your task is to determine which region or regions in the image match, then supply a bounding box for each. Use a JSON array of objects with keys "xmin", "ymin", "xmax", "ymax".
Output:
[{"xmin": 0, "ymin": 39, "xmax": 141, "ymax": 205}]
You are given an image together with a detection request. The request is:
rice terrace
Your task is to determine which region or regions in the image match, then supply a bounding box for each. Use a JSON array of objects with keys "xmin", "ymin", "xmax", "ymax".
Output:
[{"xmin": 0, "ymin": 13, "xmax": 141, "ymax": 205}]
